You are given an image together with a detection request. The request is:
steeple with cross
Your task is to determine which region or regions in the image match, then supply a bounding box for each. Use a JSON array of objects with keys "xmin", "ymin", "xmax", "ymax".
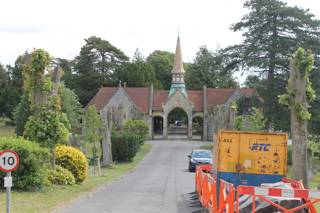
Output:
[{"xmin": 169, "ymin": 36, "xmax": 187, "ymax": 97}]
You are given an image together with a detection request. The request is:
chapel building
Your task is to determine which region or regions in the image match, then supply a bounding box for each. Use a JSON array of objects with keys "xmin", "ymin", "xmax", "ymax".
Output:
[{"xmin": 87, "ymin": 37, "xmax": 256, "ymax": 141}]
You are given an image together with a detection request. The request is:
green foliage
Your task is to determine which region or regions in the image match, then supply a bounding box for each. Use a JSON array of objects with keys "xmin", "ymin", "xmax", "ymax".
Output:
[
  {"xmin": 223, "ymin": 0, "xmax": 320, "ymax": 130},
  {"xmin": 294, "ymin": 48, "xmax": 314, "ymax": 77},
  {"xmin": 309, "ymin": 68, "xmax": 320, "ymax": 135},
  {"xmin": 111, "ymin": 130, "xmax": 140, "ymax": 162},
  {"xmin": 168, "ymin": 108, "xmax": 188, "ymax": 124},
  {"xmin": 146, "ymin": 50, "xmax": 174, "ymax": 89},
  {"xmin": 0, "ymin": 64, "xmax": 10, "ymax": 117},
  {"xmin": 24, "ymin": 110, "xmax": 70, "ymax": 148},
  {"xmin": 48, "ymin": 165, "xmax": 75, "ymax": 185},
  {"xmin": 278, "ymin": 94, "xmax": 290, "ymax": 106},
  {"xmin": 295, "ymin": 104, "xmax": 311, "ymax": 121},
  {"xmin": 69, "ymin": 36, "xmax": 128, "ymax": 105},
  {"xmin": 308, "ymin": 139, "xmax": 320, "ymax": 159},
  {"xmin": 185, "ymin": 46, "xmax": 237, "ymax": 90},
  {"xmin": 55, "ymin": 145, "xmax": 88, "ymax": 183},
  {"xmin": 234, "ymin": 107, "xmax": 266, "ymax": 131},
  {"xmin": 82, "ymin": 106, "xmax": 103, "ymax": 157},
  {"xmin": 0, "ymin": 137, "xmax": 50, "ymax": 190},
  {"xmin": 13, "ymin": 93, "xmax": 31, "ymax": 136},
  {"xmin": 123, "ymin": 119, "xmax": 149, "ymax": 145},
  {"xmin": 114, "ymin": 60, "xmax": 157, "ymax": 87},
  {"xmin": 60, "ymin": 85, "xmax": 82, "ymax": 131},
  {"xmin": 234, "ymin": 116, "xmax": 244, "ymax": 131},
  {"xmin": 279, "ymin": 48, "xmax": 315, "ymax": 122}
]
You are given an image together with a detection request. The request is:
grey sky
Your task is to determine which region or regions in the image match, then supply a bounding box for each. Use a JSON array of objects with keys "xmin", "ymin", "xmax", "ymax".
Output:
[{"xmin": 0, "ymin": 0, "xmax": 319, "ymax": 66}]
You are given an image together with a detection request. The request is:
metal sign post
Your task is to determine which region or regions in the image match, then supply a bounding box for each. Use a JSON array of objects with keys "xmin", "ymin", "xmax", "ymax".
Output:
[
  {"xmin": 0, "ymin": 150, "xmax": 19, "ymax": 213},
  {"xmin": 5, "ymin": 172, "xmax": 12, "ymax": 213}
]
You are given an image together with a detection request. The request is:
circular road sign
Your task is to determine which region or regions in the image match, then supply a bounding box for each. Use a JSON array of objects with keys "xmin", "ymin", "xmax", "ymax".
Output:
[{"xmin": 0, "ymin": 150, "xmax": 19, "ymax": 172}]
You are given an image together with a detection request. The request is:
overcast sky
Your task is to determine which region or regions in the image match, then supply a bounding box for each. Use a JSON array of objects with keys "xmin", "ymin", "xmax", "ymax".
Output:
[{"xmin": 0, "ymin": 0, "xmax": 319, "ymax": 67}]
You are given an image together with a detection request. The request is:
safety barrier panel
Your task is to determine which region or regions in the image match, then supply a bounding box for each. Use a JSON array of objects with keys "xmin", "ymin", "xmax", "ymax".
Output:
[
  {"xmin": 196, "ymin": 165, "xmax": 320, "ymax": 213},
  {"xmin": 207, "ymin": 175, "xmax": 217, "ymax": 213},
  {"xmin": 218, "ymin": 179, "xmax": 235, "ymax": 213},
  {"xmin": 236, "ymin": 185, "xmax": 320, "ymax": 213},
  {"xmin": 282, "ymin": 177, "xmax": 317, "ymax": 213},
  {"xmin": 195, "ymin": 165, "xmax": 235, "ymax": 213}
]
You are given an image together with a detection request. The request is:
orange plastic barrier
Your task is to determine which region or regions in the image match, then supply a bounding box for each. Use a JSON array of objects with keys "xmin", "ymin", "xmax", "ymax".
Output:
[
  {"xmin": 195, "ymin": 165, "xmax": 234, "ymax": 213},
  {"xmin": 207, "ymin": 175, "xmax": 217, "ymax": 212},
  {"xmin": 218, "ymin": 179, "xmax": 235, "ymax": 213},
  {"xmin": 236, "ymin": 184, "xmax": 320, "ymax": 213},
  {"xmin": 195, "ymin": 166, "xmax": 320, "ymax": 213}
]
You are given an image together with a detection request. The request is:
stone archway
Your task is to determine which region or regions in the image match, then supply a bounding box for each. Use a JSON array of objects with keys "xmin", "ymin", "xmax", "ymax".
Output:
[
  {"xmin": 167, "ymin": 107, "xmax": 188, "ymax": 138},
  {"xmin": 153, "ymin": 116, "xmax": 163, "ymax": 136},
  {"xmin": 192, "ymin": 115, "xmax": 203, "ymax": 140}
]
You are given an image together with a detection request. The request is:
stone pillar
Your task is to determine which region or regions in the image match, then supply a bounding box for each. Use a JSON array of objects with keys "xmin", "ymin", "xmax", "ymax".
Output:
[
  {"xmin": 188, "ymin": 114, "xmax": 192, "ymax": 140},
  {"xmin": 202, "ymin": 85, "xmax": 208, "ymax": 141},
  {"xmin": 149, "ymin": 116, "xmax": 153, "ymax": 139},
  {"xmin": 148, "ymin": 84, "xmax": 154, "ymax": 139},
  {"xmin": 163, "ymin": 114, "xmax": 168, "ymax": 139}
]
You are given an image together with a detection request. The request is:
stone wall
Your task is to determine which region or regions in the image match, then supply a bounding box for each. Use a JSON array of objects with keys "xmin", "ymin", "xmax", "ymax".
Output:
[
  {"xmin": 205, "ymin": 104, "xmax": 236, "ymax": 142},
  {"xmin": 101, "ymin": 87, "xmax": 143, "ymax": 129}
]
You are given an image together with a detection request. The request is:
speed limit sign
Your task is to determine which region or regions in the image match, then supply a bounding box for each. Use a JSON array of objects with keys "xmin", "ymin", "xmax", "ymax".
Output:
[{"xmin": 0, "ymin": 150, "xmax": 19, "ymax": 172}]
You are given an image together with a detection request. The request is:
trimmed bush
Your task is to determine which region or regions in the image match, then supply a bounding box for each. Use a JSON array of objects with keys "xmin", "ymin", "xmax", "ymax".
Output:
[
  {"xmin": 0, "ymin": 137, "xmax": 50, "ymax": 190},
  {"xmin": 48, "ymin": 165, "xmax": 75, "ymax": 185},
  {"xmin": 55, "ymin": 145, "xmax": 88, "ymax": 183},
  {"xmin": 111, "ymin": 130, "xmax": 140, "ymax": 162},
  {"xmin": 123, "ymin": 119, "xmax": 149, "ymax": 145}
]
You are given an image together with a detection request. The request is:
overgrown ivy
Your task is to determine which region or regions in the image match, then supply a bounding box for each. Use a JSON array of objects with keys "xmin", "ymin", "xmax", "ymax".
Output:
[{"xmin": 278, "ymin": 48, "xmax": 315, "ymax": 122}]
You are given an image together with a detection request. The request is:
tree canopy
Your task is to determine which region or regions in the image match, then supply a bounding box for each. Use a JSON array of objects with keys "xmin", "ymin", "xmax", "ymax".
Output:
[
  {"xmin": 223, "ymin": 0, "xmax": 320, "ymax": 130},
  {"xmin": 186, "ymin": 46, "xmax": 237, "ymax": 89}
]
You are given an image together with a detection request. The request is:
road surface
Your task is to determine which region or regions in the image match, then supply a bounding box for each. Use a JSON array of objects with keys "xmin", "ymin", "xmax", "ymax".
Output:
[{"xmin": 57, "ymin": 140, "xmax": 210, "ymax": 213}]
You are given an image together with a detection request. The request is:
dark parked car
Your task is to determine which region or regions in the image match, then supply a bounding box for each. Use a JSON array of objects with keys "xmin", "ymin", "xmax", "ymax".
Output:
[{"xmin": 188, "ymin": 149, "xmax": 212, "ymax": 172}]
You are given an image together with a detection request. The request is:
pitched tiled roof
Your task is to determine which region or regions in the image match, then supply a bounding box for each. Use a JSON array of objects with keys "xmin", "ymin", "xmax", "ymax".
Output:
[
  {"xmin": 86, "ymin": 87, "xmax": 118, "ymax": 110},
  {"xmin": 153, "ymin": 90, "xmax": 169, "ymax": 111},
  {"xmin": 187, "ymin": 90, "xmax": 203, "ymax": 112},
  {"xmin": 87, "ymin": 86, "xmax": 256, "ymax": 113},
  {"xmin": 240, "ymin": 88, "xmax": 256, "ymax": 97},
  {"xmin": 206, "ymin": 88, "xmax": 235, "ymax": 107},
  {"xmin": 124, "ymin": 87, "xmax": 150, "ymax": 113}
]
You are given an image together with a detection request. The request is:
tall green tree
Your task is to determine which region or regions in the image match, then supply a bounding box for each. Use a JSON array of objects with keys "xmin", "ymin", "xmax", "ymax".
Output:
[
  {"xmin": 7, "ymin": 52, "xmax": 31, "ymax": 118},
  {"xmin": 70, "ymin": 36, "xmax": 129, "ymax": 105},
  {"xmin": 74, "ymin": 36, "xmax": 129, "ymax": 75},
  {"xmin": 146, "ymin": 50, "xmax": 174, "ymax": 89},
  {"xmin": 309, "ymin": 67, "xmax": 320, "ymax": 135},
  {"xmin": 0, "ymin": 64, "xmax": 10, "ymax": 117},
  {"xmin": 114, "ymin": 50, "xmax": 159, "ymax": 87},
  {"xmin": 186, "ymin": 46, "xmax": 237, "ymax": 90},
  {"xmin": 223, "ymin": 0, "xmax": 320, "ymax": 130}
]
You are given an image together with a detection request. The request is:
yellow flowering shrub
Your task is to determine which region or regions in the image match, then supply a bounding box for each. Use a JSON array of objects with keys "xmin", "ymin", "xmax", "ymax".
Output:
[{"xmin": 55, "ymin": 145, "xmax": 88, "ymax": 183}]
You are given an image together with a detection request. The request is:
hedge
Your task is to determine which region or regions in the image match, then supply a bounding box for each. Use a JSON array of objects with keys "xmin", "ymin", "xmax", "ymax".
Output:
[
  {"xmin": 123, "ymin": 119, "xmax": 149, "ymax": 145},
  {"xmin": 111, "ymin": 130, "xmax": 140, "ymax": 162},
  {"xmin": 48, "ymin": 165, "xmax": 75, "ymax": 185},
  {"xmin": 0, "ymin": 137, "xmax": 50, "ymax": 190}
]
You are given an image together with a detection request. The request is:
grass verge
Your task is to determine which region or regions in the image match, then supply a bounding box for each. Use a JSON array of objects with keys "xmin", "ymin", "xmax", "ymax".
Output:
[{"xmin": 0, "ymin": 143, "xmax": 151, "ymax": 213}]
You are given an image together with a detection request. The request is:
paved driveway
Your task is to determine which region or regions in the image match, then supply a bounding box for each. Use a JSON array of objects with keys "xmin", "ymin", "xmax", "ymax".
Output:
[{"xmin": 57, "ymin": 140, "xmax": 210, "ymax": 213}]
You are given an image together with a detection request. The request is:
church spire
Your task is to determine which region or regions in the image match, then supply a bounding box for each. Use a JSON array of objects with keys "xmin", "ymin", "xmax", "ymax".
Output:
[
  {"xmin": 172, "ymin": 36, "xmax": 185, "ymax": 74},
  {"xmin": 169, "ymin": 36, "xmax": 187, "ymax": 97}
]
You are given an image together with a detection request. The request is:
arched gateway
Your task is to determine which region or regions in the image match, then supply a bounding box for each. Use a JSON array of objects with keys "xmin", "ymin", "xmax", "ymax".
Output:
[{"xmin": 87, "ymin": 36, "xmax": 257, "ymax": 141}]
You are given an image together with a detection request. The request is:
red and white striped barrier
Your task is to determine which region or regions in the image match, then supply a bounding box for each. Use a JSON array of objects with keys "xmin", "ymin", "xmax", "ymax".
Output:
[
  {"xmin": 241, "ymin": 186, "xmax": 320, "ymax": 199},
  {"xmin": 237, "ymin": 185, "xmax": 320, "ymax": 213}
]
